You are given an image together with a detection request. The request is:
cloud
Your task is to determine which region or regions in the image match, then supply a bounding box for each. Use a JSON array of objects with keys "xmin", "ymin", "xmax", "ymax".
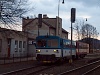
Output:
[
  {"xmin": 67, "ymin": 0, "xmax": 100, "ymax": 7},
  {"xmin": 27, "ymin": 0, "xmax": 100, "ymax": 40}
]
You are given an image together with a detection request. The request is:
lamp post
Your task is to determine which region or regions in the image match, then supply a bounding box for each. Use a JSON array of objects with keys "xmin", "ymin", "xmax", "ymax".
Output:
[
  {"xmin": 58, "ymin": 0, "xmax": 64, "ymax": 18},
  {"xmin": 58, "ymin": 0, "xmax": 64, "ymax": 58},
  {"xmin": 57, "ymin": 0, "xmax": 64, "ymax": 37}
]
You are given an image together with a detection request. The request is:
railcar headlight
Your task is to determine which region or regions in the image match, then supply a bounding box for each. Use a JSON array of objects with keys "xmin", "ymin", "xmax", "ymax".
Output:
[
  {"xmin": 54, "ymin": 50, "xmax": 59, "ymax": 53},
  {"xmin": 36, "ymin": 50, "xmax": 41, "ymax": 53}
]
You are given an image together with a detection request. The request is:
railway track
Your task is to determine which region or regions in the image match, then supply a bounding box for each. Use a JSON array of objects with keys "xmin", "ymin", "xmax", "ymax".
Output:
[
  {"xmin": 58, "ymin": 60, "xmax": 100, "ymax": 75},
  {"xmin": 82, "ymin": 65, "xmax": 100, "ymax": 75},
  {"xmin": 1, "ymin": 59, "xmax": 100, "ymax": 75},
  {"xmin": 26, "ymin": 65, "xmax": 55, "ymax": 75},
  {"xmin": 1, "ymin": 64, "xmax": 41, "ymax": 75},
  {"xmin": 1, "ymin": 63, "xmax": 55, "ymax": 75}
]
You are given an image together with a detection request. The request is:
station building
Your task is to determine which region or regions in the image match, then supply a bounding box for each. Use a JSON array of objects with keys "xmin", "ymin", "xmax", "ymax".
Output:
[
  {"xmin": 0, "ymin": 14, "xmax": 69, "ymax": 58},
  {"xmin": 0, "ymin": 28, "xmax": 27, "ymax": 58}
]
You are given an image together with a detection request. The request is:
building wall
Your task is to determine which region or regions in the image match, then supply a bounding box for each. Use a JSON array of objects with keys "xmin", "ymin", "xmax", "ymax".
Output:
[
  {"xmin": 10, "ymin": 38, "xmax": 27, "ymax": 57},
  {"xmin": 28, "ymin": 43, "xmax": 36, "ymax": 56},
  {"xmin": 28, "ymin": 38, "xmax": 36, "ymax": 56},
  {"xmin": 0, "ymin": 30, "xmax": 27, "ymax": 58},
  {"xmin": 24, "ymin": 19, "xmax": 50, "ymax": 38},
  {"xmin": 62, "ymin": 32, "xmax": 68, "ymax": 39},
  {"xmin": 22, "ymin": 16, "xmax": 65, "ymax": 38},
  {"xmin": 49, "ymin": 28, "xmax": 56, "ymax": 35},
  {"xmin": 0, "ymin": 33, "xmax": 8, "ymax": 56},
  {"xmin": 56, "ymin": 16, "xmax": 62, "ymax": 37}
]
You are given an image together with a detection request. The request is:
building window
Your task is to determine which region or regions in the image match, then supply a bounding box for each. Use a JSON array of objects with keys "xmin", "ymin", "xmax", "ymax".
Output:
[
  {"xmin": 15, "ymin": 40, "xmax": 18, "ymax": 52},
  {"xmin": 28, "ymin": 40, "xmax": 33, "ymax": 45},
  {"xmin": 0, "ymin": 39, "xmax": 2, "ymax": 52},
  {"xmin": 19, "ymin": 41, "xmax": 22, "ymax": 52},
  {"xmin": 23, "ymin": 41, "xmax": 26, "ymax": 48}
]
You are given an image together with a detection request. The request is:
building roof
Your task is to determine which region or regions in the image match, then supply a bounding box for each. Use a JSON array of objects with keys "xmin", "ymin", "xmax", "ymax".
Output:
[
  {"xmin": 22, "ymin": 17, "xmax": 68, "ymax": 33},
  {"xmin": 62, "ymin": 28, "xmax": 68, "ymax": 33},
  {"xmin": 0, "ymin": 27, "xmax": 27, "ymax": 37}
]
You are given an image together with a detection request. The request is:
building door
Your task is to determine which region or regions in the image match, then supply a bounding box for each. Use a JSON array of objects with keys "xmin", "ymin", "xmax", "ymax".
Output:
[{"xmin": 8, "ymin": 38, "xmax": 11, "ymax": 57}]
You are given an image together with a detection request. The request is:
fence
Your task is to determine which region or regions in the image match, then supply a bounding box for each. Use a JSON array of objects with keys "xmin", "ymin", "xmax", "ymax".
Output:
[{"xmin": 0, "ymin": 54, "xmax": 36, "ymax": 65}]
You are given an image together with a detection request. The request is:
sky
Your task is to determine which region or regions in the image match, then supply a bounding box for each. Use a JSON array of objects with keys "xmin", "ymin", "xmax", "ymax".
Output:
[{"xmin": 27, "ymin": 0, "xmax": 100, "ymax": 40}]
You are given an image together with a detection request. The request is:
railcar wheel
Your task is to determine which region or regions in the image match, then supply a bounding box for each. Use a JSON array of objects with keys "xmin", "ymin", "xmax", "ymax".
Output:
[
  {"xmin": 72, "ymin": 55, "xmax": 76, "ymax": 59},
  {"xmin": 75, "ymin": 55, "xmax": 79, "ymax": 59}
]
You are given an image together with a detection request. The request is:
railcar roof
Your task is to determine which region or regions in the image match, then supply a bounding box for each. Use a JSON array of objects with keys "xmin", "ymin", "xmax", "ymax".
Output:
[{"xmin": 36, "ymin": 35, "xmax": 61, "ymax": 39}]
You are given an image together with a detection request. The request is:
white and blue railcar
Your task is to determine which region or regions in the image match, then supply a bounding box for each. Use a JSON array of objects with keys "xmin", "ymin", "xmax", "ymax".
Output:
[{"xmin": 36, "ymin": 35, "xmax": 76, "ymax": 63}]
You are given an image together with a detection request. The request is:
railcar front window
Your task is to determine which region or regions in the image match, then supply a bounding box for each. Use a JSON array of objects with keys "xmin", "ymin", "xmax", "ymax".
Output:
[
  {"xmin": 37, "ymin": 39, "xmax": 46, "ymax": 47},
  {"xmin": 48, "ymin": 39, "xmax": 58, "ymax": 48}
]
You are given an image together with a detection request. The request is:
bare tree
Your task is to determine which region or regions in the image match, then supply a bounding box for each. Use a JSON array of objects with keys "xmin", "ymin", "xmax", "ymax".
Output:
[
  {"xmin": 81, "ymin": 24, "xmax": 99, "ymax": 39},
  {"xmin": 0, "ymin": 0, "xmax": 34, "ymax": 29},
  {"xmin": 74, "ymin": 20, "xmax": 99, "ymax": 40},
  {"xmin": 73, "ymin": 20, "xmax": 84, "ymax": 40}
]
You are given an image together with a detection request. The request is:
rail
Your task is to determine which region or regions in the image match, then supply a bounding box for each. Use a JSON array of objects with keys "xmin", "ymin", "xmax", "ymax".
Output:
[{"xmin": 58, "ymin": 60, "xmax": 100, "ymax": 75}]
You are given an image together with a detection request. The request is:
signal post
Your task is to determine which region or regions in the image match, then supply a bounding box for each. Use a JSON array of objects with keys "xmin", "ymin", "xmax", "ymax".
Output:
[{"xmin": 69, "ymin": 8, "xmax": 76, "ymax": 64}]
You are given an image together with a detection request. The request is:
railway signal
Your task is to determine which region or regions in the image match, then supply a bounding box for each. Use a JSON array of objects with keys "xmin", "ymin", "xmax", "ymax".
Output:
[{"xmin": 71, "ymin": 8, "xmax": 76, "ymax": 23}]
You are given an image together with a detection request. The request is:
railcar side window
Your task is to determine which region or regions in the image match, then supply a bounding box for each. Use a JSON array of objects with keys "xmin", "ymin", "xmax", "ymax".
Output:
[{"xmin": 63, "ymin": 41, "xmax": 71, "ymax": 48}]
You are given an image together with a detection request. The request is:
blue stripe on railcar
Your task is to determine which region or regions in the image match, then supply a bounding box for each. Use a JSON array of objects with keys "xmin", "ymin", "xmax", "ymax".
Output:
[{"xmin": 36, "ymin": 35, "xmax": 61, "ymax": 49}]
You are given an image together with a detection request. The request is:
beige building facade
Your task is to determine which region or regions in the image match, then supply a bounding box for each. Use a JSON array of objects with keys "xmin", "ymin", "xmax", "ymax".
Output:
[
  {"xmin": 0, "ymin": 14, "xmax": 69, "ymax": 58},
  {"xmin": 22, "ymin": 14, "xmax": 68, "ymax": 39},
  {"xmin": 0, "ymin": 28, "xmax": 27, "ymax": 58}
]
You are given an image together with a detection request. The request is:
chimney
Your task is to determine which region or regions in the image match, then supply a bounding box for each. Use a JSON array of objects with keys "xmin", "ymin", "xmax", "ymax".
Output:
[
  {"xmin": 27, "ymin": 16, "xmax": 29, "ymax": 19},
  {"xmin": 43, "ymin": 14, "xmax": 48, "ymax": 18}
]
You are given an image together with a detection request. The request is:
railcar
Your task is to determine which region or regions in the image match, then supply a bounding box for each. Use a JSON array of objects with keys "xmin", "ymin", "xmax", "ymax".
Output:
[
  {"xmin": 76, "ymin": 41, "xmax": 89, "ymax": 58},
  {"xmin": 35, "ymin": 35, "xmax": 76, "ymax": 63}
]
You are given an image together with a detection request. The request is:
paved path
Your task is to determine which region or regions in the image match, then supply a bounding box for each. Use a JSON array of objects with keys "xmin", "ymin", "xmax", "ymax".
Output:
[
  {"xmin": 0, "ymin": 57, "xmax": 36, "ymax": 64},
  {"xmin": 0, "ymin": 60, "xmax": 37, "ymax": 74},
  {"xmin": 0, "ymin": 57, "xmax": 37, "ymax": 74}
]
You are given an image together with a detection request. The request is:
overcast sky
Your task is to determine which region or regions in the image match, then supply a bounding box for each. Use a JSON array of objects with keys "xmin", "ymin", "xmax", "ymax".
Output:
[{"xmin": 28, "ymin": 0, "xmax": 100, "ymax": 40}]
